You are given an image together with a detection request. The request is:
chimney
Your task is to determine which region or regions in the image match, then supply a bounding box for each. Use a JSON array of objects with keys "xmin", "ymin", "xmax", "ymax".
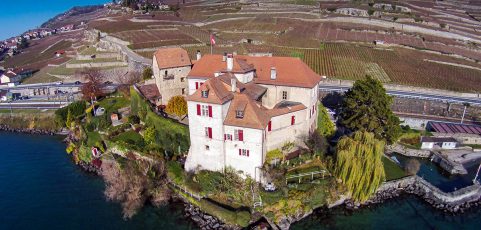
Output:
[
  {"xmin": 270, "ymin": 67, "xmax": 277, "ymax": 80},
  {"xmin": 231, "ymin": 78, "xmax": 237, "ymax": 92},
  {"xmin": 222, "ymin": 52, "xmax": 227, "ymax": 62},
  {"xmin": 226, "ymin": 54, "xmax": 233, "ymax": 71},
  {"xmin": 196, "ymin": 50, "xmax": 201, "ymax": 60}
]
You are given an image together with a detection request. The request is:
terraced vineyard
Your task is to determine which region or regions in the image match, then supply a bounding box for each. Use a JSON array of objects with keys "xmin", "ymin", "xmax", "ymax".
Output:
[{"xmin": 245, "ymin": 43, "xmax": 481, "ymax": 92}]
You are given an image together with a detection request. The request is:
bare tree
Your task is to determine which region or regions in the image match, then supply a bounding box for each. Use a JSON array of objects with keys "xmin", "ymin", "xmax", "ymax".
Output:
[{"xmin": 78, "ymin": 68, "xmax": 106, "ymax": 102}]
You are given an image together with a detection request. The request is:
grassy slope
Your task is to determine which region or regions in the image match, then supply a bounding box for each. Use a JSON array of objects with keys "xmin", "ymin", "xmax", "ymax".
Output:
[{"xmin": 382, "ymin": 156, "xmax": 407, "ymax": 181}]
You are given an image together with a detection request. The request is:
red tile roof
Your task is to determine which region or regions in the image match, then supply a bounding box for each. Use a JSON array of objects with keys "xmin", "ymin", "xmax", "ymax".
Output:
[
  {"xmin": 223, "ymin": 93, "xmax": 270, "ymax": 130},
  {"xmin": 188, "ymin": 54, "xmax": 321, "ymax": 88},
  {"xmin": 154, "ymin": 47, "xmax": 192, "ymax": 69},
  {"xmin": 187, "ymin": 77, "xmax": 234, "ymax": 104}
]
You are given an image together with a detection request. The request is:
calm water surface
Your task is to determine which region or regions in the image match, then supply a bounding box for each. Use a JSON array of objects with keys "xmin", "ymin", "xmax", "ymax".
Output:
[
  {"xmin": 0, "ymin": 132, "xmax": 194, "ymax": 230},
  {"xmin": 2, "ymin": 132, "xmax": 481, "ymax": 230}
]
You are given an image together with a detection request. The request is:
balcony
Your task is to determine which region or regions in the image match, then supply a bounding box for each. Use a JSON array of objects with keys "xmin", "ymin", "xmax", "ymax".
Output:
[{"xmin": 163, "ymin": 74, "xmax": 175, "ymax": 80}]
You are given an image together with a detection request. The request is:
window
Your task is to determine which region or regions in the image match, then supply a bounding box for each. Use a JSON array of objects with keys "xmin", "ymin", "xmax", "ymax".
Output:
[
  {"xmin": 201, "ymin": 90, "xmax": 209, "ymax": 98},
  {"xmin": 182, "ymin": 88, "xmax": 186, "ymax": 95},
  {"xmin": 205, "ymin": 145, "xmax": 210, "ymax": 150},
  {"xmin": 282, "ymin": 91, "xmax": 288, "ymax": 100},
  {"xmin": 164, "ymin": 70, "xmax": 168, "ymax": 76},
  {"xmin": 238, "ymin": 149, "xmax": 249, "ymax": 157},
  {"xmin": 181, "ymin": 77, "xmax": 185, "ymax": 82},
  {"xmin": 234, "ymin": 129, "xmax": 244, "ymax": 141},
  {"xmin": 224, "ymin": 134, "xmax": 232, "ymax": 141},
  {"xmin": 197, "ymin": 104, "xmax": 212, "ymax": 117},
  {"xmin": 236, "ymin": 110, "xmax": 244, "ymax": 118},
  {"xmin": 291, "ymin": 116, "xmax": 295, "ymax": 125},
  {"xmin": 268, "ymin": 120, "xmax": 272, "ymax": 132},
  {"xmin": 205, "ymin": 127, "xmax": 212, "ymax": 139}
]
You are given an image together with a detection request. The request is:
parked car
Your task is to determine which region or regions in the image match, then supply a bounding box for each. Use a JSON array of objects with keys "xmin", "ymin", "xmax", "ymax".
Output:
[
  {"xmin": 74, "ymin": 81, "xmax": 81, "ymax": 85},
  {"xmin": 104, "ymin": 81, "xmax": 113, "ymax": 85}
]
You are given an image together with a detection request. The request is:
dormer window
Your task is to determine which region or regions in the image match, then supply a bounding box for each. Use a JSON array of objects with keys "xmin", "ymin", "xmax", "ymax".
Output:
[
  {"xmin": 236, "ymin": 110, "xmax": 244, "ymax": 118},
  {"xmin": 201, "ymin": 90, "xmax": 209, "ymax": 98}
]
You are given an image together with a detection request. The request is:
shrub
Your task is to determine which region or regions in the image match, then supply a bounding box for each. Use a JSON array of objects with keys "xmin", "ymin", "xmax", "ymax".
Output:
[
  {"xmin": 55, "ymin": 101, "xmax": 87, "ymax": 127},
  {"xmin": 142, "ymin": 67, "xmax": 153, "ymax": 80},
  {"xmin": 165, "ymin": 96, "xmax": 187, "ymax": 117},
  {"xmin": 128, "ymin": 115, "xmax": 140, "ymax": 124}
]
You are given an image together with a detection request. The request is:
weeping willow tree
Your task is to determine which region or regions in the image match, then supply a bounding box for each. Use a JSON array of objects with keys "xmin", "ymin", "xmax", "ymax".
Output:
[{"xmin": 334, "ymin": 131, "xmax": 386, "ymax": 202}]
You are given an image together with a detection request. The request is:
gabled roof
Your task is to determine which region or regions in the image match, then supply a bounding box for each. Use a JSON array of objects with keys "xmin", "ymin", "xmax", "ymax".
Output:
[
  {"xmin": 154, "ymin": 47, "xmax": 192, "ymax": 69},
  {"xmin": 2, "ymin": 70, "xmax": 17, "ymax": 78},
  {"xmin": 421, "ymin": 137, "xmax": 457, "ymax": 143},
  {"xmin": 224, "ymin": 93, "xmax": 270, "ymax": 130},
  {"xmin": 188, "ymin": 54, "xmax": 321, "ymax": 88},
  {"xmin": 217, "ymin": 73, "xmax": 267, "ymax": 101},
  {"xmin": 138, "ymin": 84, "xmax": 161, "ymax": 103},
  {"xmin": 187, "ymin": 77, "xmax": 233, "ymax": 104}
]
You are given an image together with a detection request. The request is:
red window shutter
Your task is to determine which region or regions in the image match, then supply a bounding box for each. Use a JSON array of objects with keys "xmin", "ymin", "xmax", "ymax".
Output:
[
  {"xmin": 239, "ymin": 149, "xmax": 241, "ymax": 155},
  {"xmin": 196, "ymin": 104, "xmax": 201, "ymax": 115},
  {"xmin": 195, "ymin": 82, "xmax": 199, "ymax": 89},
  {"xmin": 291, "ymin": 116, "xmax": 295, "ymax": 125},
  {"xmin": 268, "ymin": 121, "xmax": 272, "ymax": 131},
  {"xmin": 224, "ymin": 134, "xmax": 226, "ymax": 140},
  {"xmin": 200, "ymin": 82, "xmax": 204, "ymax": 86},
  {"xmin": 247, "ymin": 150, "xmax": 250, "ymax": 157},
  {"xmin": 208, "ymin": 105, "xmax": 212, "ymax": 117},
  {"xmin": 239, "ymin": 130, "xmax": 243, "ymax": 141},
  {"xmin": 208, "ymin": 127, "xmax": 212, "ymax": 139}
]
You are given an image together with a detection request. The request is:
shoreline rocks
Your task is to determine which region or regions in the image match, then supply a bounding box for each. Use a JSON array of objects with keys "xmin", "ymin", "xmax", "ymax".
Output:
[
  {"xmin": 345, "ymin": 176, "xmax": 481, "ymax": 214},
  {"xmin": 0, "ymin": 124, "xmax": 57, "ymax": 135},
  {"xmin": 183, "ymin": 203, "xmax": 235, "ymax": 230}
]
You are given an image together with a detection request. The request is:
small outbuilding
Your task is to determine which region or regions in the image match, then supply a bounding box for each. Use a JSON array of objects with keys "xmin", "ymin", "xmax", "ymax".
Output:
[{"xmin": 421, "ymin": 136, "xmax": 458, "ymax": 150}]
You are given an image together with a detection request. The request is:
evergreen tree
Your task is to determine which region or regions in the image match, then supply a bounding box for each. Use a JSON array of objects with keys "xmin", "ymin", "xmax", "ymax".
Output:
[
  {"xmin": 66, "ymin": 109, "xmax": 73, "ymax": 128},
  {"xmin": 317, "ymin": 103, "xmax": 335, "ymax": 137},
  {"xmin": 338, "ymin": 76, "xmax": 401, "ymax": 144},
  {"xmin": 334, "ymin": 131, "xmax": 385, "ymax": 202}
]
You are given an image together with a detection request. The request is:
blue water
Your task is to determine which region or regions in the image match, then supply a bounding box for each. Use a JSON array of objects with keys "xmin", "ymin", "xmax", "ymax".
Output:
[
  {"xmin": 2, "ymin": 132, "xmax": 481, "ymax": 230},
  {"xmin": 0, "ymin": 132, "xmax": 195, "ymax": 230}
]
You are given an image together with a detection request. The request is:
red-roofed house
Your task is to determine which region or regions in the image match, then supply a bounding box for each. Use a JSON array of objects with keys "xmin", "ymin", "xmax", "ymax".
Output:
[
  {"xmin": 185, "ymin": 53, "xmax": 321, "ymax": 181},
  {"xmin": 153, "ymin": 47, "xmax": 192, "ymax": 104}
]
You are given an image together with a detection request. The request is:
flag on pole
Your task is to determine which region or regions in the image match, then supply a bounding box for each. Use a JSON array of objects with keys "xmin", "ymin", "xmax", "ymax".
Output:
[{"xmin": 210, "ymin": 34, "xmax": 216, "ymax": 46}]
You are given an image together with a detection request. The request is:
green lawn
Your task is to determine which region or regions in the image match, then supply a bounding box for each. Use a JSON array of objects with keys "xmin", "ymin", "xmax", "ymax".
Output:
[
  {"xmin": 97, "ymin": 96, "xmax": 130, "ymax": 114},
  {"xmin": 86, "ymin": 131, "xmax": 102, "ymax": 147},
  {"xmin": 112, "ymin": 130, "xmax": 144, "ymax": 146},
  {"xmin": 382, "ymin": 156, "xmax": 407, "ymax": 181}
]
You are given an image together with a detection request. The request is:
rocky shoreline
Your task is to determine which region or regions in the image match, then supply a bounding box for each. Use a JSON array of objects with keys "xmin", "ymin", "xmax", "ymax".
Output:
[
  {"xmin": 345, "ymin": 176, "xmax": 481, "ymax": 214},
  {"xmin": 0, "ymin": 124, "xmax": 58, "ymax": 135},
  {"xmin": 183, "ymin": 203, "xmax": 236, "ymax": 230}
]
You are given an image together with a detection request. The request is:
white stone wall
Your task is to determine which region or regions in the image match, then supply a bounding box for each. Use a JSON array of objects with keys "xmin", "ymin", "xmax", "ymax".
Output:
[
  {"xmin": 153, "ymin": 55, "xmax": 191, "ymax": 104},
  {"xmin": 266, "ymin": 108, "xmax": 309, "ymax": 151},
  {"xmin": 234, "ymin": 71, "xmax": 254, "ymax": 84},
  {"xmin": 187, "ymin": 78, "xmax": 207, "ymax": 95},
  {"xmin": 185, "ymin": 101, "xmax": 230, "ymax": 173},
  {"xmin": 224, "ymin": 125, "xmax": 264, "ymax": 180},
  {"xmin": 259, "ymin": 84, "xmax": 318, "ymax": 110}
]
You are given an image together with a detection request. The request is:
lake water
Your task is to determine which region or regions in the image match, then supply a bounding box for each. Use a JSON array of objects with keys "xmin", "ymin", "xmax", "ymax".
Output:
[
  {"xmin": 1, "ymin": 132, "xmax": 481, "ymax": 230},
  {"xmin": 0, "ymin": 132, "xmax": 195, "ymax": 230}
]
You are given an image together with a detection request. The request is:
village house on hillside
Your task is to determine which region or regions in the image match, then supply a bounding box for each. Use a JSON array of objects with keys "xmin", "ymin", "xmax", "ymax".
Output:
[
  {"xmin": 152, "ymin": 48, "xmax": 192, "ymax": 105},
  {"xmin": 0, "ymin": 70, "xmax": 21, "ymax": 85},
  {"xmin": 184, "ymin": 53, "xmax": 321, "ymax": 181}
]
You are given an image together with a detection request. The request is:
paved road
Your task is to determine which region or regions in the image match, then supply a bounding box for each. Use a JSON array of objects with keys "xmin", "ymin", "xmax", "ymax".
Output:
[
  {"xmin": 0, "ymin": 104, "xmax": 66, "ymax": 110},
  {"xmin": 319, "ymin": 85, "xmax": 481, "ymax": 106}
]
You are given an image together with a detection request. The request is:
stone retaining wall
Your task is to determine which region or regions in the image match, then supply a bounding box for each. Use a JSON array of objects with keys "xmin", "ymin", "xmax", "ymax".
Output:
[
  {"xmin": 363, "ymin": 175, "xmax": 481, "ymax": 212},
  {"xmin": 66, "ymin": 62, "xmax": 127, "ymax": 69},
  {"xmin": 386, "ymin": 144, "xmax": 431, "ymax": 158}
]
